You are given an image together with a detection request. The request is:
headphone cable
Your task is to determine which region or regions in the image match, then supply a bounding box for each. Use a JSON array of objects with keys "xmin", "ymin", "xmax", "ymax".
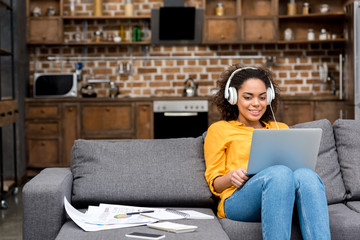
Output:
[{"xmin": 269, "ymin": 104, "xmax": 279, "ymax": 129}]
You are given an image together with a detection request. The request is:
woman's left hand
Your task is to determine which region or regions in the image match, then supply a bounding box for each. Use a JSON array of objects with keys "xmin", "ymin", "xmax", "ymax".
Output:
[{"xmin": 230, "ymin": 168, "xmax": 249, "ymax": 188}]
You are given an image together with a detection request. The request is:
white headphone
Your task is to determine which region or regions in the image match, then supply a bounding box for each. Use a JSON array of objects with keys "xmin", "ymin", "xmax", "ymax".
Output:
[{"xmin": 224, "ymin": 67, "xmax": 275, "ymax": 105}]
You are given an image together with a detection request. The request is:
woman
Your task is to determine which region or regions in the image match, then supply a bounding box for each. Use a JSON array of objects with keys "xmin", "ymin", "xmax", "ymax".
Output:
[{"xmin": 204, "ymin": 64, "xmax": 330, "ymax": 239}]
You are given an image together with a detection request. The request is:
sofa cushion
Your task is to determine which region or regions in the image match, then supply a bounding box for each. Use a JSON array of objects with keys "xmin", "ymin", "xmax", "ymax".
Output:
[
  {"xmin": 346, "ymin": 201, "xmax": 360, "ymax": 213},
  {"xmin": 333, "ymin": 119, "xmax": 360, "ymax": 200},
  {"xmin": 328, "ymin": 203, "xmax": 360, "ymax": 240},
  {"xmin": 71, "ymin": 137, "xmax": 214, "ymax": 208},
  {"xmin": 219, "ymin": 218, "xmax": 302, "ymax": 240},
  {"xmin": 291, "ymin": 119, "xmax": 346, "ymax": 204},
  {"xmin": 55, "ymin": 208, "xmax": 230, "ymax": 240}
]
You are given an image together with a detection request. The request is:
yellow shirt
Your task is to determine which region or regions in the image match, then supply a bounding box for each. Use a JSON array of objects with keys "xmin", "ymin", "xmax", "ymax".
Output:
[{"xmin": 204, "ymin": 120, "xmax": 289, "ymax": 218}]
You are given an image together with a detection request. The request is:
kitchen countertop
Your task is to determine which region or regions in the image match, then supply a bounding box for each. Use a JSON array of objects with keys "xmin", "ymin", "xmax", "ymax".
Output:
[{"xmin": 25, "ymin": 95, "xmax": 344, "ymax": 102}]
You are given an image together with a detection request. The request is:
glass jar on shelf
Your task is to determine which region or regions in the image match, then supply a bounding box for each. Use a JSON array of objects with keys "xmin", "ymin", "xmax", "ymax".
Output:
[
  {"xmin": 319, "ymin": 29, "xmax": 328, "ymax": 40},
  {"xmin": 307, "ymin": 29, "xmax": 314, "ymax": 41},
  {"xmin": 302, "ymin": 2, "xmax": 309, "ymax": 15},
  {"xmin": 215, "ymin": 3, "xmax": 224, "ymax": 16}
]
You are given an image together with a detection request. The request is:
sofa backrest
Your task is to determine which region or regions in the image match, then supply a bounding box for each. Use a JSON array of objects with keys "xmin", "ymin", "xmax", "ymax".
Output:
[
  {"xmin": 70, "ymin": 137, "xmax": 214, "ymax": 208},
  {"xmin": 333, "ymin": 119, "xmax": 360, "ymax": 201},
  {"xmin": 292, "ymin": 119, "xmax": 347, "ymax": 204}
]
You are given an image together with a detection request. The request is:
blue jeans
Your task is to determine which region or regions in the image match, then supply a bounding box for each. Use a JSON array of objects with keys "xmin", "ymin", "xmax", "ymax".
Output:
[{"xmin": 224, "ymin": 165, "xmax": 330, "ymax": 240}]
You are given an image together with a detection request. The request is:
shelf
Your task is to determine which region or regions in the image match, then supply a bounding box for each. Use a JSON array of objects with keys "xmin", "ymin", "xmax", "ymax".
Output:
[
  {"xmin": 279, "ymin": 11, "xmax": 345, "ymax": 19},
  {"xmin": 0, "ymin": 48, "xmax": 11, "ymax": 56},
  {"xmin": 277, "ymin": 38, "xmax": 345, "ymax": 44},
  {"xmin": 62, "ymin": 15, "xmax": 151, "ymax": 20},
  {"xmin": 65, "ymin": 40, "xmax": 151, "ymax": 46},
  {"xmin": 28, "ymin": 40, "xmax": 151, "ymax": 46}
]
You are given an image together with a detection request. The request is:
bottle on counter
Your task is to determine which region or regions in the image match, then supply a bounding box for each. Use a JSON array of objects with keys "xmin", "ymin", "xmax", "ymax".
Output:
[{"xmin": 215, "ymin": 3, "xmax": 224, "ymax": 16}]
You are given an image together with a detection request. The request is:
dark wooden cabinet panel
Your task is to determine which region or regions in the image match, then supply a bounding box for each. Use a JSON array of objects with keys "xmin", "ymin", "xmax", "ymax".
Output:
[
  {"xmin": 27, "ymin": 139, "xmax": 60, "ymax": 167},
  {"xmin": 81, "ymin": 103, "xmax": 134, "ymax": 139},
  {"xmin": 203, "ymin": 18, "xmax": 239, "ymax": 43},
  {"xmin": 243, "ymin": 18, "xmax": 276, "ymax": 42},
  {"xmin": 278, "ymin": 101, "xmax": 314, "ymax": 125},
  {"xmin": 63, "ymin": 104, "xmax": 79, "ymax": 165},
  {"xmin": 135, "ymin": 102, "xmax": 153, "ymax": 139}
]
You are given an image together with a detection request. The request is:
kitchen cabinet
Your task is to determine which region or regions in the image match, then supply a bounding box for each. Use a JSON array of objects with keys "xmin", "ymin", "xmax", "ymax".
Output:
[
  {"xmin": 202, "ymin": 0, "xmax": 277, "ymax": 43},
  {"xmin": 278, "ymin": 0, "xmax": 345, "ymax": 43},
  {"xmin": 277, "ymin": 101, "xmax": 314, "ymax": 126},
  {"xmin": 203, "ymin": 0, "xmax": 345, "ymax": 44},
  {"xmin": 26, "ymin": 0, "xmax": 63, "ymax": 44},
  {"xmin": 25, "ymin": 98, "xmax": 153, "ymax": 174},
  {"xmin": 208, "ymin": 98, "xmax": 349, "ymax": 126},
  {"xmin": 25, "ymin": 103, "xmax": 64, "ymax": 168},
  {"xmin": 26, "ymin": 0, "xmax": 151, "ymax": 45}
]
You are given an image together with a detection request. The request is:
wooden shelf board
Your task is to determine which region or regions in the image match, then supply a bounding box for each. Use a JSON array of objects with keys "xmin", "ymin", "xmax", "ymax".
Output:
[
  {"xmin": 64, "ymin": 41, "xmax": 151, "ymax": 46},
  {"xmin": 62, "ymin": 15, "xmax": 151, "ymax": 20},
  {"xmin": 279, "ymin": 12, "xmax": 345, "ymax": 19},
  {"xmin": 277, "ymin": 38, "xmax": 345, "ymax": 44}
]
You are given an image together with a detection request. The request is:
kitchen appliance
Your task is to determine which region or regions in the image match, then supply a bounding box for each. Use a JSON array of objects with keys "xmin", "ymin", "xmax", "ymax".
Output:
[
  {"xmin": 34, "ymin": 73, "xmax": 77, "ymax": 98},
  {"xmin": 153, "ymin": 100, "xmax": 208, "ymax": 139},
  {"xmin": 344, "ymin": 1, "xmax": 360, "ymax": 119},
  {"xmin": 183, "ymin": 78, "xmax": 197, "ymax": 97},
  {"xmin": 151, "ymin": 7, "xmax": 203, "ymax": 45}
]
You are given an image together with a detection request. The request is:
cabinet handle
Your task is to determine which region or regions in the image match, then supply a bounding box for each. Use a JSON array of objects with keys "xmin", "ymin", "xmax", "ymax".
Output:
[
  {"xmin": 258, "ymin": 35, "xmax": 263, "ymax": 40},
  {"xmin": 40, "ymin": 126, "xmax": 45, "ymax": 130},
  {"xmin": 284, "ymin": 105, "xmax": 289, "ymax": 110},
  {"xmin": 41, "ymin": 142, "xmax": 45, "ymax": 146},
  {"xmin": 1, "ymin": 112, "xmax": 5, "ymax": 117},
  {"xmin": 105, "ymin": 108, "xmax": 110, "ymax": 112},
  {"xmin": 68, "ymin": 108, "xmax": 74, "ymax": 112},
  {"xmin": 221, "ymin": 35, "xmax": 225, "ymax": 39},
  {"xmin": 40, "ymin": 109, "xmax": 45, "ymax": 114}
]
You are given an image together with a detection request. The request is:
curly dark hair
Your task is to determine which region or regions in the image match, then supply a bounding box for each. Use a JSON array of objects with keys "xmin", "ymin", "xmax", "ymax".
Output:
[{"xmin": 213, "ymin": 64, "xmax": 280, "ymax": 122}]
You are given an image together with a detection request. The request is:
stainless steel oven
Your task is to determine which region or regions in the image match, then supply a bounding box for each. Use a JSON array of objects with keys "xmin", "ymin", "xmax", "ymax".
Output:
[{"xmin": 153, "ymin": 100, "xmax": 208, "ymax": 139}]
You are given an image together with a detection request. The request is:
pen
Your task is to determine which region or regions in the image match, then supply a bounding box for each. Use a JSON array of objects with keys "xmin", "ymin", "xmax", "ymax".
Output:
[{"xmin": 126, "ymin": 210, "xmax": 154, "ymax": 216}]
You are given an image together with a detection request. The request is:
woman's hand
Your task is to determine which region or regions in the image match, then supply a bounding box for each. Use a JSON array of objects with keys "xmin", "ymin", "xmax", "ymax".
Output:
[
  {"xmin": 229, "ymin": 168, "xmax": 249, "ymax": 188},
  {"xmin": 213, "ymin": 168, "xmax": 250, "ymax": 193}
]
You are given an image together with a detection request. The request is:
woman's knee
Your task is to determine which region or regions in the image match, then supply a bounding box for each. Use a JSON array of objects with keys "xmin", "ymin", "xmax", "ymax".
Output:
[
  {"xmin": 263, "ymin": 165, "xmax": 295, "ymax": 189},
  {"xmin": 294, "ymin": 168, "xmax": 325, "ymax": 190}
]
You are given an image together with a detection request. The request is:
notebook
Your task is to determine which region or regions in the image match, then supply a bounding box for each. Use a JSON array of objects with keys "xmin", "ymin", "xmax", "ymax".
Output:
[
  {"xmin": 246, "ymin": 128, "xmax": 322, "ymax": 175},
  {"xmin": 141, "ymin": 209, "xmax": 214, "ymax": 220},
  {"xmin": 147, "ymin": 221, "xmax": 198, "ymax": 233}
]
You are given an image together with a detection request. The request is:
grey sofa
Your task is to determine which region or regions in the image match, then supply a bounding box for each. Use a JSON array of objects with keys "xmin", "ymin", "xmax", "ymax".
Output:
[{"xmin": 22, "ymin": 119, "xmax": 360, "ymax": 240}]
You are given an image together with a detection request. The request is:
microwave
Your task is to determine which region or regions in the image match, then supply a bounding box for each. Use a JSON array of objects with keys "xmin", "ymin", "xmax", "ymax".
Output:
[{"xmin": 34, "ymin": 73, "xmax": 77, "ymax": 98}]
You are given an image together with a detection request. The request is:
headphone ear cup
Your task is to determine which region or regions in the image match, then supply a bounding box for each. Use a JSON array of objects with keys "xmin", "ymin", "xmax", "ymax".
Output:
[
  {"xmin": 266, "ymin": 87, "xmax": 274, "ymax": 105},
  {"xmin": 228, "ymin": 87, "xmax": 237, "ymax": 105}
]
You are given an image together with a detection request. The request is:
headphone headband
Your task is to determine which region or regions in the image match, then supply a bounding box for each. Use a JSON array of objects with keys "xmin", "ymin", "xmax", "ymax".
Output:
[{"xmin": 224, "ymin": 67, "xmax": 275, "ymax": 105}]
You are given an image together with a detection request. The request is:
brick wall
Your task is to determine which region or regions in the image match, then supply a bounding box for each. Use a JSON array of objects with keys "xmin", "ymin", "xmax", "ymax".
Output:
[{"xmin": 28, "ymin": 0, "xmax": 344, "ymax": 98}]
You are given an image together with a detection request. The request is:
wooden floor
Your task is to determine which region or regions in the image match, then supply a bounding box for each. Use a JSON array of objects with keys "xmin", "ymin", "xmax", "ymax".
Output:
[{"xmin": 0, "ymin": 184, "xmax": 23, "ymax": 240}]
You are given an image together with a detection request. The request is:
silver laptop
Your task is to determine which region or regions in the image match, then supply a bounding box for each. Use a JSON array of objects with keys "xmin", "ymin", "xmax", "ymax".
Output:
[{"xmin": 246, "ymin": 128, "xmax": 322, "ymax": 175}]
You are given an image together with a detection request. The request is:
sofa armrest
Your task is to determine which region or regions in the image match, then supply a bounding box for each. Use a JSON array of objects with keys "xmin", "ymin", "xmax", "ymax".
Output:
[{"xmin": 22, "ymin": 168, "xmax": 73, "ymax": 240}]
